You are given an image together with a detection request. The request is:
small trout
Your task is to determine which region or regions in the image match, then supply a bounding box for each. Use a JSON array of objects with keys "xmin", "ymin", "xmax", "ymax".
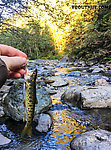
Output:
[{"xmin": 21, "ymin": 68, "xmax": 37, "ymax": 137}]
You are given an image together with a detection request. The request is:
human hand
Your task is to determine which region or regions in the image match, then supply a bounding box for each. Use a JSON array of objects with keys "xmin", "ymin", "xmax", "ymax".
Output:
[{"xmin": 0, "ymin": 44, "xmax": 27, "ymax": 78}]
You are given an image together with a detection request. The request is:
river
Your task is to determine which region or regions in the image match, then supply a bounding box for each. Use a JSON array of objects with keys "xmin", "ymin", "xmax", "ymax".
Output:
[{"xmin": 0, "ymin": 60, "xmax": 111, "ymax": 150}]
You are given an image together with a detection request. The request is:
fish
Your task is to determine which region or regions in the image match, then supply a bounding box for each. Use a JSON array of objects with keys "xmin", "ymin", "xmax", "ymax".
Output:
[{"xmin": 21, "ymin": 68, "xmax": 37, "ymax": 137}]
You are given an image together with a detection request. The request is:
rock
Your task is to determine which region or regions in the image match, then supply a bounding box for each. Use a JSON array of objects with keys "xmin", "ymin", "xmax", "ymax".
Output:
[
  {"xmin": 61, "ymin": 85, "xmax": 111, "ymax": 109},
  {"xmin": 39, "ymin": 70, "xmax": 55, "ymax": 77},
  {"xmin": 86, "ymin": 74, "xmax": 109, "ymax": 84},
  {"xmin": 74, "ymin": 60, "xmax": 86, "ymax": 67},
  {"xmin": 3, "ymin": 84, "xmax": 52, "ymax": 121},
  {"xmin": 95, "ymin": 78, "xmax": 109, "ymax": 85},
  {"xmin": 36, "ymin": 86, "xmax": 52, "ymax": 114},
  {"xmin": 47, "ymin": 76, "xmax": 69, "ymax": 87},
  {"xmin": 61, "ymin": 88, "xmax": 81, "ymax": 107},
  {"xmin": 57, "ymin": 56, "xmax": 74, "ymax": 67},
  {"xmin": 0, "ymin": 106, "xmax": 5, "ymax": 117},
  {"xmin": 92, "ymin": 67, "xmax": 104, "ymax": 73},
  {"xmin": 60, "ymin": 55, "xmax": 73, "ymax": 63},
  {"xmin": 70, "ymin": 129, "xmax": 111, "ymax": 150},
  {"xmin": 35, "ymin": 113, "xmax": 52, "ymax": 133},
  {"xmin": 0, "ymin": 133, "xmax": 11, "ymax": 147},
  {"xmin": 86, "ymin": 58, "xmax": 98, "ymax": 66},
  {"xmin": 88, "ymin": 65, "xmax": 98, "ymax": 72},
  {"xmin": 108, "ymin": 77, "xmax": 111, "ymax": 83},
  {"xmin": 65, "ymin": 71, "xmax": 81, "ymax": 77},
  {"xmin": 0, "ymin": 85, "xmax": 11, "ymax": 95},
  {"xmin": 44, "ymin": 86, "xmax": 57, "ymax": 95}
]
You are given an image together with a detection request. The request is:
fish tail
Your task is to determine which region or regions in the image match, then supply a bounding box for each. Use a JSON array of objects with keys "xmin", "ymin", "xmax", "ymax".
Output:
[{"xmin": 21, "ymin": 125, "xmax": 32, "ymax": 137}]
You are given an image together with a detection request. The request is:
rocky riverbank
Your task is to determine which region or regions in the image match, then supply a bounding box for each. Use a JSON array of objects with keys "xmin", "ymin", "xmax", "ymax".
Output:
[{"xmin": 0, "ymin": 56, "xmax": 111, "ymax": 149}]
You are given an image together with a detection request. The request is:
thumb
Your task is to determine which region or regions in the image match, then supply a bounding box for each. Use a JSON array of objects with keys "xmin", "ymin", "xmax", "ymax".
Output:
[{"xmin": 0, "ymin": 56, "xmax": 27, "ymax": 71}]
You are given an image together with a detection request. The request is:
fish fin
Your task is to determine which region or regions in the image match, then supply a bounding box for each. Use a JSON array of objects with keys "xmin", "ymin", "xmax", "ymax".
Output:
[
  {"xmin": 21, "ymin": 125, "xmax": 32, "ymax": 137},
  {"xmin": 23, "ymin": 113, "xmax": 26, "ymax": 122},
  {"xmin": 24, "ymin": 100, "xmax": 26, "ymax": 107},
  {"xmin": 35, "ymin": 98, "xmax": 38, "ymax": 104}
]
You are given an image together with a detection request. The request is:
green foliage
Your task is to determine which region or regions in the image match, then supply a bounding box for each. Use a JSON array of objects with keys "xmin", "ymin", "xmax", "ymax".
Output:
[
  {"xmin": 65, "ymin": 0, "xmax": 111, "ymax": 62},
  {"xmin": 0, "ymin": 22, "xmax": 55, "ymax": 59}
]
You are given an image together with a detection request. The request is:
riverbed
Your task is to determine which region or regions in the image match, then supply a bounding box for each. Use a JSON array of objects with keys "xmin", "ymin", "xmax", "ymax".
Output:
[{"xmin": 0, "ymin": 59, "xmax": 111, "ymax": 150}]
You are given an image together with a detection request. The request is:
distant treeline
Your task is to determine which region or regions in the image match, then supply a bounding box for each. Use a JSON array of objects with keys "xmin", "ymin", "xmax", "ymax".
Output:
[{"xmin": 0, "ymin": 0, "xmax": 111, "ymax": 62}]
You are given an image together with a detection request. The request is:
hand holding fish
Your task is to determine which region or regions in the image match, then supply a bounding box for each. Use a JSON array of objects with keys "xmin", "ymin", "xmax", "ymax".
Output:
[{"xmin": 0, "ymin": 44, "xmax": 27, "ymax": 78}]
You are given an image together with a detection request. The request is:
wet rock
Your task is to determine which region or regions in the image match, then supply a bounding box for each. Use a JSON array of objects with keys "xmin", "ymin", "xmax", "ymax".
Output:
[
  {"xmin": 88, "ymin": 66, "xmax": 104, "ymax": 73},
  {"xmin": 0, "ymin": 133, "xmax": 11, "ymax": 147},
  {"xmin": 36, "ymin": 86, "xmax": 52, "ymax": 114},
  {"xmin": 47, "ymin": 76, "xmax": 69, "ymax": 87},
  {"xmin": 92, "ymin": 67, "xmax": 104, "ymax": 73},
  {"xmin": 3, "ymin": 84, "xmax": 52, "ymax": 121},
  {"xmin": 85, "ymin": 74, "xmax": 109, "ymax": 86},
  {"xmin": 0, "ymin": 85, "xmax": 11, "ymax": 96},
  {"xmin": 44, "ymin": 86, "xmax": 57, "ymax": 95},
  {"xmin": 39, "ymin": 70, "xmax": 55, "ymax": 77},
  {"xmin": 70, "ymin": 129, "xmax": 111, "ymax": 150},
  {"xmin": 61, "ymin": 85, "xmax": 111, "ymax": 109},
  {"xmin": 65, "ymin": 71, "xmax": 81, "ymax": 77},
  {"xmin": 35, "ymin": 113, "xmax": 52, "ymax": 133}
]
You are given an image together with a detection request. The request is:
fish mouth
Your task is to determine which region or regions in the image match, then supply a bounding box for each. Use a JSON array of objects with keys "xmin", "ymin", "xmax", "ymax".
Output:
[{"xmin": 24, "ymin": 68, "xmax": 36, "ymax": 80}]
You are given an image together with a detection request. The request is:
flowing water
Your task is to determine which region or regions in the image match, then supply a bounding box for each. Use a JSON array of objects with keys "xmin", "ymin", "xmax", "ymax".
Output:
[{"xmin": 0, "ymin": 66, "xmax": 111, "ymax": 150}]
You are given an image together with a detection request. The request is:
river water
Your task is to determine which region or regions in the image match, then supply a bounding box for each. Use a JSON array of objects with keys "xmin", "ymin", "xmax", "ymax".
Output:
[{"xmin": 0, "ymin": 65, "xmax": 111, "ymax": 150}]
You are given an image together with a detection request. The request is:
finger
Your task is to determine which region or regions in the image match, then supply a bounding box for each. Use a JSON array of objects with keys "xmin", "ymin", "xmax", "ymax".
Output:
[
  {"xmin": 13, "ymin": 68, "xmax": 25, "ymax": 75},
  {"xmin": 4, "ymin": 56, "xmax": 27, "ymax": 71},
  {"xmin": 8, "ymin": 72, "xmax": 21, "ymax": 79},
  {"xmin": 0, "ymin": 44, "xmax": 27, "ymax": 58}
]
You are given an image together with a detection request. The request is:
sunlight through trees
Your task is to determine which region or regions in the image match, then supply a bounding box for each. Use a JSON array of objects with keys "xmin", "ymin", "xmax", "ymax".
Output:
[{"xmin": 0, "ymin": 0, "xmax": 111, "ymax": 61}]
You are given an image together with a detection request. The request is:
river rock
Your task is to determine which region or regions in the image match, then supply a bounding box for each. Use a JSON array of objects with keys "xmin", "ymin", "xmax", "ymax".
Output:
[
  {"xmin": 95, "ymin": 78, "xmax": 109, "ymax": 85},
  {"xmin": 60, "ymin": 55, "xmax": 73, "ymax": 63},
  {"xmin": 39, "ymin": 70, "xmax": 55, "ymax": 77},
  {"xmin": 46, "ymin": 76, "xmax": 69, "ymax": 87},
  {"xmin": 70, "ymin": 129, "xmax": 111, "ymax": 150},
  {"xmin": 0, "ymin": 133, "xmax": 11, "ymax": 147},
  {"xmin": 86, "ymin": 58, "xmax": 98, "ymax": 66},
  {"xmin": 65, "ymin": 71, "xmax": 81, "ymax": 77},
  {"xmin": 92, "ymin": 67, "xmax": 104, "ymax": 73},
  {"xmin": 3, "ymin": 84, "xmax": 52, "ymax": 121},
  {"xmin": 35, "ymin": 113, "xmax": 52, "ymax": 133},
  {"xmin": 61, "ymin": 85, "xmax": 111, "ymax": 109}
]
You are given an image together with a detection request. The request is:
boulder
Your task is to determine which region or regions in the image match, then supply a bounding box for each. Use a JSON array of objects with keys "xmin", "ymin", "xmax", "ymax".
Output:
[
  {"xmin": 61, "ymin": 85, "xmax": 111, "ymax": 109},
  {"xmin": 0, "ymin": 133, "xmax": 11, "ymax": 148},
  {"xmin": 65, "ymin": 71, "xmax": 81, "ymax": 77},
  {"xmin": 3, "ymin": 84, "xmax": 52, "ymax": 121},
  {"xmin": 47, "ymin": 76, "xmax": 69, "ymax": 87},
  {"xmin": 95, "ymin": 78, "xmax": 109, "ymax": 85},
  {"xmin": 39, "ymin": 70, "xmax": 55, "ymax": 77},
  {"xmin": 35, "ymin": 113, "xmax": 52, "ymax": 133},
  {"xmin": 92, "ymin": 67, "xmax": 104, "ymax": 73},
  {"xmin": 70, "ymin": 129, "xmax": 111, "ymax": 150}
]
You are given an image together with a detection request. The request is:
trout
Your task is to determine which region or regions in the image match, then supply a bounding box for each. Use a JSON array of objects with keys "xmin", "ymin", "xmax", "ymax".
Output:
[{"xmin": 21, "ymin": 68, "xmax": 37, "ymax": 137}]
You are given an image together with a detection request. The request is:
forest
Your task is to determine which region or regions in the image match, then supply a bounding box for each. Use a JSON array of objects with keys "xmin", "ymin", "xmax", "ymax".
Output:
[{"xmin": 0, "ymin": 0, "xmax": 111, "ymax": 62}]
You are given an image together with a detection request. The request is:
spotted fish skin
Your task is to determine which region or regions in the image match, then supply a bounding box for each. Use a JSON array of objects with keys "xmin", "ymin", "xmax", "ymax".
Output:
[{"xmin": 21, "ymin": 68, "xmax": 37, "ymax": 137}]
